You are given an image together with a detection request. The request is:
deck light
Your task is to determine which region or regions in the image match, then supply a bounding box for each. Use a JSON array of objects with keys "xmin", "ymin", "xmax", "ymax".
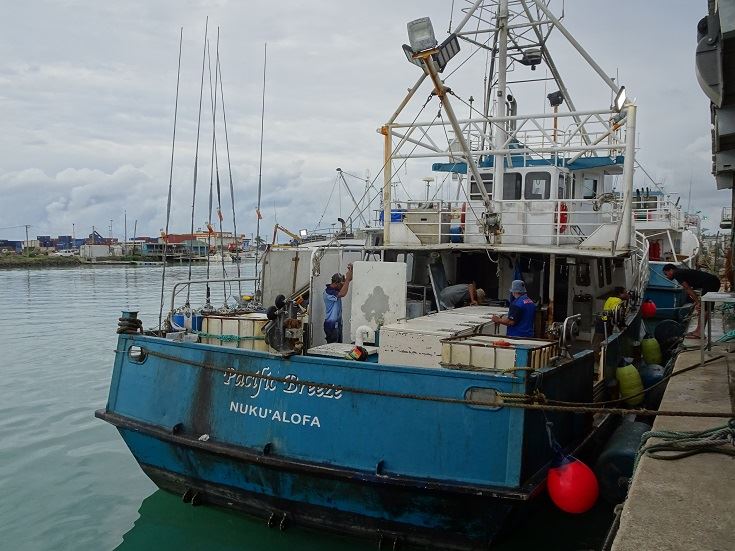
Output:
[
  {"xmin": 547, "ymin": 91, "xmax": 564, "ymax": 108},
  {"xmin": 299, "ymin": 229, "xmax": 308, "ymax": 238},
  {"xmin": 407, "ymin": 17, "xmax": 437, "ymax": 53},
  {"xmin": 614, "ymin": 86, "xmax": 627, "ymax": 111},
  {"xmin": 403, "ymin": 17, "xmax": 460, "ymax": 73}
]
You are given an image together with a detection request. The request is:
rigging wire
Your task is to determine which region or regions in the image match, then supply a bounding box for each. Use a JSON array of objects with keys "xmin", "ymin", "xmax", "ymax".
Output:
[
  {"xmin": 187, "ymin": 17, "xmax": 209, "ymax": 305},
  {"xmin": 339, "ymin": 94, "xmax": 437, "ymax": 226},
  {"xmin": 253, "ymin": 43, "xmax": 267, "ymax": 296},
  {"xmin": 158, "ymin": 26, "xmax": 183, "ymax": 332},
  {"xmin": 314, "ymin": 173, "xmax": 339, "ymax": 231},
  {"xmin": 216, "ymin": 47, "xmax": 242, "ymax": 298}
]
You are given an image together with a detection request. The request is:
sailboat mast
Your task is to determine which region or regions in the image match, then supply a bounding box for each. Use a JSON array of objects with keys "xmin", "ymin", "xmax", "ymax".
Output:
[
  {"xmin": 254, "ymin": 43, "xmax": 267, "ymax": 294},
  {"xmin": 492, "ymin": 0, "xmax": 509, "ymax": 202}
]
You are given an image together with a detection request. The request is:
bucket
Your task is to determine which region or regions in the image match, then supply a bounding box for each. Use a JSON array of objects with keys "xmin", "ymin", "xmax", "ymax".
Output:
[
  {"xmin": 448, "ymin": 225, "xmax": 464, "ymax": 243},
  {"xmin": 172, "ymin": 312, "xmax": 204, "ymax": 332}
]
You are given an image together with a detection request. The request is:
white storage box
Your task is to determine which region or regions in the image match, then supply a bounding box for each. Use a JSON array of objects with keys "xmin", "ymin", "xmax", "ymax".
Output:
[
  {"xmin": 378, "ymin": 308, "xmax": 508, "ymax": 368},
  {"xmin": 441, "ymin": 334, "xmax": 559, "ymax": 372},
  {"xmin": 201, "ymin": 313, "xmax": 271, "ymax": 351}
]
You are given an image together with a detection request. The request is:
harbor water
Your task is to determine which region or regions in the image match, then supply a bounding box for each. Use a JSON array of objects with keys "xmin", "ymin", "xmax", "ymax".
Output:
[{"xmin": 0, "ymin": 264, "xmax": 613, "ymax": 550}]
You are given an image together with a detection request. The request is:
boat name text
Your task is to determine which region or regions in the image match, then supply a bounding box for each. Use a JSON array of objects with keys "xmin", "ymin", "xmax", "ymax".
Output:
[{"xmin": 222, "ymin": 367, "xmax": 343, "ymax": 400}]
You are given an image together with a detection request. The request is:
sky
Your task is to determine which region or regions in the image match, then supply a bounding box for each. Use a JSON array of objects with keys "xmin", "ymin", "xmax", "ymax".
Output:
[{"xmin": 0, "ymin": 0, "xmax": 727, "ymax": 243}]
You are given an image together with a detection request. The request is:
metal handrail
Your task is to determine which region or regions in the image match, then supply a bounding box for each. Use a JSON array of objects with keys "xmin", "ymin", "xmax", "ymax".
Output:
[{"xmin": 169, "ymin": 277, "xmax": 258, "ymax": 314}]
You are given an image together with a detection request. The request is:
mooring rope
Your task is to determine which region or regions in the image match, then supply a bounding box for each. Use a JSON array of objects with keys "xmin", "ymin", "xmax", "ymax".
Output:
[{"xmin": 128, "ymin": 347, "xmax": 734, "ymax": 419}]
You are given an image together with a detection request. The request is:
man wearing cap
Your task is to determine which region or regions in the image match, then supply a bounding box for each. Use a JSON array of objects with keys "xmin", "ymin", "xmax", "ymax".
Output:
[
  {"xmin": 323, "ymin": 263, "xmax": 353, "ymax": 343},
  {"xmin": 490, "ymin": 280, "xmax": 536, "ymax": 338}
]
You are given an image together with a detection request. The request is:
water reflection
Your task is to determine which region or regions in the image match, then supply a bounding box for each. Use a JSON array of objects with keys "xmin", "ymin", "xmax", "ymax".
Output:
[{"xmin": 117, "ymin": 490, "xmax": 374, "ymax": 551}]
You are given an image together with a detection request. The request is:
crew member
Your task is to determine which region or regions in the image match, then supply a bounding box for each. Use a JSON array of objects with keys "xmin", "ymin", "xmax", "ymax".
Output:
[
  {"xmin": 323, "ymin": 264, "xmax": 353, "ymax": 343},
  {"xmin": 662, "ymin": 264, "xmax": 720, "ymax": 338},
  {"xmin": 491, "ymin": 280, "xmax": 536, "ymax": 338},
  {"xmin": 439, "ymin": 282, "xmax": 486, "ymax": 308}
]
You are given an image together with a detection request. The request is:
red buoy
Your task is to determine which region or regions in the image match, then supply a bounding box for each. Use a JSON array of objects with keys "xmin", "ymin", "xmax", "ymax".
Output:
[
  {"xmin": 547, "ymin": 456, "xmax": 599, "ymax": 514},
  {"xmin": 641, "ymin": 299, "xmax": 657, "ymax": 319}
]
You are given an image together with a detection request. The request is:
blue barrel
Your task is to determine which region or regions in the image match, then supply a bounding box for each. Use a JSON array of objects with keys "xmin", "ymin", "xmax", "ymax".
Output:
[
  {"xmin": 172, "ymin": 312, "xmax": 203, "ymax": 331},
  {"xmin": 448, "ymin": 226, "xmax": 464, "ymax": 243},
  {"xmin": 638, "ymin": 363, "xmax": 665, "ymax": 388},
  {"xmin": 594, "ymin": 420, "xmax": 650, "ymax": 503}
]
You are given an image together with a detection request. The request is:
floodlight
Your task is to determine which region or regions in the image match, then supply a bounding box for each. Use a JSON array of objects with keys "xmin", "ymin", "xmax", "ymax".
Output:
[
  {"xmin": 299, "ymin": 229, "xmax": 308, "ymax": 238},
  {"xmin": 614, "ymin": 86, "xmax": 627, "ymax": 111},
  {"xmin": 547, "ymin": 91, "xmax": 564, "ymax": 107},
  {"xmin": 407, "ymin": 17, "xmax": 437, "ymax": 53}
]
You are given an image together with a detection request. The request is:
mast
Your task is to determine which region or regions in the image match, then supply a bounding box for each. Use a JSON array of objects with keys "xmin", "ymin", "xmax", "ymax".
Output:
[
  {"xmin": 492, "ymin": 0, "xmax": 509, "ymax": 202},
  {"xmin": 617, "ymin": 104, "xmax": 637, "ymax": 251},
  {"xmin": 254, "ymin": 43, "xmax": 267, "ymax": 292}
]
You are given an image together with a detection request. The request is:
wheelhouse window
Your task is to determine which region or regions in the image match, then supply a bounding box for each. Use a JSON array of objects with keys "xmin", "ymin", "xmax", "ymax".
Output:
[
  {"xmin": 469, "ymin": 173, "xmax": 493, "ymax": 200},
  {"xmin": 582, "ymin": 178, "xmax": 597, "ymax": 199},
  {"xmin": 502, "ymin": 173, "xmax": 522, "ymax": 200},
  {"xmin": 524, "ymin": 172, "xmax": 551, "ymax": 200}
]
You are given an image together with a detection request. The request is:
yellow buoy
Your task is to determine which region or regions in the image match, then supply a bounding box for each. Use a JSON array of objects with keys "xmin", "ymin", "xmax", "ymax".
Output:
[
  {"xmin": 641, "ymin": 337, "xmax": 662, "ymax": 365},
  {"xmin": 616, "ymin": 363, "xmax": 644, "ymax": 406}
]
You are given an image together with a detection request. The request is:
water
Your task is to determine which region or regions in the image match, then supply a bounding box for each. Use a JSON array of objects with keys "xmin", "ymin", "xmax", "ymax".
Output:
[{"xmin": 0, "ymin": 265, "xmax": 613, "ymax": 550}]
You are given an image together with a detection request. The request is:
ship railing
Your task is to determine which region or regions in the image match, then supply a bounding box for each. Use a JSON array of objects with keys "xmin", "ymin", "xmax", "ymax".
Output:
[
  {"xmin": 381, "ymin": 198, "xmax": 625, "ymax": 248},
  {"xmin": 721, "ymin": 206, "xmax": 732, "ymax": 229},
  {"xmin": 168, "ymin": 277, "xmax": 259, "ymax": 316},
  {"xmin": 632, "ymin": 231, "xmax": 650, "ymax": 301},
  {"xmin": 389, "ymin": 108, "xmax": 626, "ymax": 165},
  {"xmin": 631, "ymin": 201, "xmax": 685, "ymax": 227}
]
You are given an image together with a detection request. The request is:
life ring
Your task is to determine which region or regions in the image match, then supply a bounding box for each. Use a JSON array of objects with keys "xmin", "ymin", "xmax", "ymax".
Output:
[{"xmin": 556, "ymin": 202, "xmax": 568, "ymax": 233}]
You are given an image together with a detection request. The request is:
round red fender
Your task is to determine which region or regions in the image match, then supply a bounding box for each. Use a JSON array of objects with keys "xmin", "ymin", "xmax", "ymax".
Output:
[
  {"xmin": 555, "ymin": 202, "xmax": 569, "ymax": 233},
  {"xmin": 548, "ymin": 455, "xmax": 599, "ymax": 514},
  {"xmin": 641, "ymin": 299, "xmax": 657, "ymax": 319}
]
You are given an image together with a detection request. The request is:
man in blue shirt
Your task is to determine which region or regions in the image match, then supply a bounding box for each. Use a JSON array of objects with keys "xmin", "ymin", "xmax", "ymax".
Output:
[
  {"xmin": 491, "ymin": 280, "xmax": 536, "ymax": 338},
  {"xmin": 323, "ymin": 264, "xmax": 353, "ymax": 343}
]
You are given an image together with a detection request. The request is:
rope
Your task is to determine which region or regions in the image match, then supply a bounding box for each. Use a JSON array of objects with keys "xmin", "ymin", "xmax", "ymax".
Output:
[
  {"xmin": 130, "ymin": 347, "xmax": 734, "ymax": 419},
  {"xmin": 158, "ymin": 27, "xmax": 183, "ymax": 332},
  {"xmin": 637, "ymin": 419, "xmax": 735, "ymax": 461}
]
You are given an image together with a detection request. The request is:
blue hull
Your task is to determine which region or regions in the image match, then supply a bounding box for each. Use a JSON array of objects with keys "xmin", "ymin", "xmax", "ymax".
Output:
[
  {"xmin": 98, "ymin": 333, "xmax": 604, "ymax": 548},
  {"xmin": 645, "ymin": 264, "xmax": 690, "ymax": 321}
]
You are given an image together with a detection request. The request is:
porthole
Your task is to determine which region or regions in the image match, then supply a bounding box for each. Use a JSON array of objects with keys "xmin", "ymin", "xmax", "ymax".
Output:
[
  {"xmin": 464, "ymin": 387, "xmax": 501, "ymax": 410},
  {"xmin": 128, "ymin": 345, "xmax": 147, "ymax": 363}
]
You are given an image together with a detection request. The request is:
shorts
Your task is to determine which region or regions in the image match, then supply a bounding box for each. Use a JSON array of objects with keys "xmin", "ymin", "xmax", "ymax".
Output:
[{"xmin": 324, "ymin": 320, "xmax": 343, "ymax": 344}]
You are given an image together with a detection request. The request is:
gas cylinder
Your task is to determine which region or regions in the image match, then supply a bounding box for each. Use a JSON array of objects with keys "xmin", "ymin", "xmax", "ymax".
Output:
[
  {"xmin": 641, "ymin": 337, "xmax": 662, "ymax": 365},
  {"xmin": 616, "ymin": 362, "xmax": 644, "ymax": 406}
]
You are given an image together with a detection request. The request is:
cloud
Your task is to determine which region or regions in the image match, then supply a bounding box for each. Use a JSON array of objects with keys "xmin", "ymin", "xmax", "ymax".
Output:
[{"xmin": 0, "ymin": 0, "xmax": 726, "ymax": 242}]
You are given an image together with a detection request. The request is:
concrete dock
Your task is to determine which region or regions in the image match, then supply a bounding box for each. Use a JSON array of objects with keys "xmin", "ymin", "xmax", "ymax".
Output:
[{"xmin": 611, "ymin": 346, "xmax": 735, "ymax": 551}]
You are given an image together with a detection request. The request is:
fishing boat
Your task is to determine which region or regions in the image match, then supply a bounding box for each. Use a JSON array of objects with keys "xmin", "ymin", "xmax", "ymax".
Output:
[
  {"xmin": 97, "ymin": 2, "xmax": 650, "ymax": 547},
  {"xmin": 632, "ymin": 188, "xmax": 700, "ymax": 320}
]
